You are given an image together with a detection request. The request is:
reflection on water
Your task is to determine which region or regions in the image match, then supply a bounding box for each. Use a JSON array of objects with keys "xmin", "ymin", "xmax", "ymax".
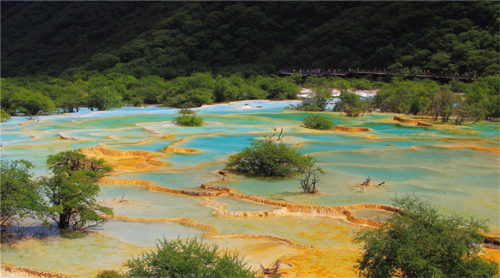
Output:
[{"xmin": 1, "ymin": 101, "xmax": 499, "ymax": 277}]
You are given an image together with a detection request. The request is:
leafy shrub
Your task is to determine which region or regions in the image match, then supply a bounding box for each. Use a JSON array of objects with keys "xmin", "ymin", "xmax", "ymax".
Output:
[
  {"xmin": 227, "ymin": 137, "xmax": 312, "ymax": 177},
  {"xmin": 1, "ymin": 160, "xmax": 44, "ymax": 237},
  {"xmin": 336, "ymin": 92, "xmax": 364, "ymax": 117},
  {"xmin": 96, "ymin": 270, "xmax": 122, "ymax": 278},
  {"xmin": 353, "ymin": 195, "xmax": 499, "ymax": 277},
  {"xmin": 1, "ymin": 108, "xmax": 11, "ymax": 122},
  {"xmin": 303, "ymin": 114, "xmax": 334, "ymax": 130},
  {"xmin": 173, "ymin": 109, "xmax": 203, "ymax": 126},
  {"xmin": 125, "ymin": 238, "xmax": 256, "ymax": 278}
]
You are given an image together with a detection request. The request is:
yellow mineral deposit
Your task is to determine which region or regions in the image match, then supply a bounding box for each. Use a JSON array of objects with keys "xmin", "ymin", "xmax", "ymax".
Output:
[
  {"xmin": 162, "ymin": 137, "xmax": 202, "ymax": 153},
  {"xmin": 417, "ymin": 121, "xmax": 433, "ymax": 127},
  {"xmin": 333, "ymin": 125, "xmax": 372, "ymax": 132},
  {"xmin": 393, "ymin": 116, "xmax": 435, "ymax": 127},
  {"xmin": 445, "ymin": 145, "xmax": 500, "ymax": 152},
  {"xmin": 200, "ymin": 182, "xmax": 400, "ymax": 225},
  {"xmin": 3, "ymin": 109, "xmax": 498, "ymax": 278},
  {"xmin": 83, "ymin": 146, "xmax": 169, "ymax": 173},
  {"xmin": 162, "ymin": 134, "xmax": 176, "ymax": 140},
  {"xmin": 393, "ymin": 116, "xmax": 421, "ymax": 124},
  {"xmin": 0, "ymin": 265, "xmax": 73, "ymax": 278},
  {"xmin": 282, "ymin": 246, "xmax": 360, "ymax": 277},
  {"xmin": 163, "ymin": 147, "xmax": 201, "ymax": 153},
  {"xmin": 97, "ymin": 161, "xmax": 405, "ymax": 277}
]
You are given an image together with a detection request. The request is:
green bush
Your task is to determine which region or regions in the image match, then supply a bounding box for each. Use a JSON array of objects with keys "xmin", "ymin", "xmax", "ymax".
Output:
[
  {"xmin": 295, "ymin": 87, "xmax": 332, "ymax": 111},
  {"xmin": 227, "ymin": 137, "xmax": 312, "ymax": 177},
  {"xmin": 125, "ymin": 238, "xmax": 256, "ymax": 278},
  {"xmin": 173, "ymin": 109, "xmax": 203, "ymax": 126},
  {"xmin": 1, "ymin": 160, "xmax": 45, "ymax": 235},
  {"xmin": 353, "ymin": 195, "xmax": 499, "ymax": 277},
  {"xmin": 96, "ymin": 270, "xmax": 122, "ymax": 278},
  {"xmin": 303, "ymin": 114, "xmax": 334, "ymax": 130},
  {"xmin": 1, "ymin": 108, "xmax": 11, "ymax": 122}
]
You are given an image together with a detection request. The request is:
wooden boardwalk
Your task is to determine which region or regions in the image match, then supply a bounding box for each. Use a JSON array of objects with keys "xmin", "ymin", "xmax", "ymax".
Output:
[{"xmin": 278, "ymin": 70, "xmax": 476, "ymax": 81}]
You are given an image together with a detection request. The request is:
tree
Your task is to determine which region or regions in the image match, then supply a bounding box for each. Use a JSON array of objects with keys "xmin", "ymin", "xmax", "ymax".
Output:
[
  {"xmin": 9, "ymin": 90, "xmax": 55, "ymax": 117},
  {"xmin": 227, "ymin": 137, "xmax": 312, "ymax": 177},
  {"xmin": 125, "ymin": 237, "xmax": 256, "ymax": 278},
  {"xmin": 161, "ymin": 72, "xmax": 216, "ymax": 108},
  {"xmin": 464, "ymin": 77, "xmax": 500, "ymax": 120},
  {"xmin": 128, "ymin": 75, "xmax": 166, "ymax": 104},
  {"xmin": 299, "ymin": 157, "xmax": 323, "ymax": 193},
  {"xmin": 1, "ymin": 108, "xmax": 12, "ymax": 122},
  {"xmin": 41, "ymin": 150, "xmax": 113, "ymax": 231},
  {"xmin": 47, "ymin": 149, "xmax": 112, "ymax": 178},
  {"xmin": 336, "ymin": 92, "xmax": 363, "ymax": 117},
  {"xmin": 1, "ymin": 160, "xmax": 44, "ymax": 232},
  {"xmin": 453, "ymin": 102, "xmax": 485, "ymax": 125},
  {"xmin": 302, "ymin": 114, "xmax": 334, "ymax": 130},
  {"xmin": 254, "ymin": 76, "xmax": 299, "ymax": 100},
  {"xmin": 428, "ymin": 88, "xmax": 458, "ymax": 122},
  {"xmin": 213, "ymin": 74, "xmax": 242, "ymax": 102},
  {"xmin": 296, "ymin": 87, "xmax": 332, "ymax": 111},
  {"xmin": 56, "ymin": 82, "xmax": 86, "ymax": 113},
  {"xmin": 353, "ymin": 195, "xmax": 499, "ymax": 278},
  {"xmin": 84, "ymin": 76, "xmax": 123, "ymax": 111},
  {"xmin": 334, "ymin": 79, "xmax": 351, "ymax": 94}
]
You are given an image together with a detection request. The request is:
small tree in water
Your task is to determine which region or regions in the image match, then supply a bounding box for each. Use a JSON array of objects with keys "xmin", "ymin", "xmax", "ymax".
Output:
[
  {"xmin": 227, "ymin": 137, "xmax": 313, "ymax": 177},
  {"xmin": 1, "ymin": 160, "xmax": 45, "ymax": 242},
  {"xmin": 173, "ymin": 108, "xmax": 204, "ymax": 127},
  {"xmin": 299, "ymin": 157, "xmax": 323, "ymax": 193},
  {"xmin": 353, "ymin": 195, "xmax": 499, "ymax": 277},
  {"xmin": 41, "ymin": 150, "xmax": 113, "ymax": 231},
  {"xmin": 302, "ymin": 114, "xmax": 334, "ymax": 130}
]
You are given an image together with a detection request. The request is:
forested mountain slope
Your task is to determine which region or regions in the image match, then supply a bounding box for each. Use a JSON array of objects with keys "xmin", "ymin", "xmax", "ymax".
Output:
[{"xmin": 2, "ymin": 2, "xmax": 498, "ymax": 78}]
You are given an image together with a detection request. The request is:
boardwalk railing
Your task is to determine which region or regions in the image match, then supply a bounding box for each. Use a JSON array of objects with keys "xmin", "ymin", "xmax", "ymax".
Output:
[{"xmin": 278, "ymin": 70, "xmax": 477, "ymax": 81}]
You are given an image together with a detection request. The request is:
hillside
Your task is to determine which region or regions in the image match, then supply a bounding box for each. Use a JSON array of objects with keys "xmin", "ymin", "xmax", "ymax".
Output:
[{"xmin": 2, "ymin": 2, "xmax": 498, "ymax": 78}]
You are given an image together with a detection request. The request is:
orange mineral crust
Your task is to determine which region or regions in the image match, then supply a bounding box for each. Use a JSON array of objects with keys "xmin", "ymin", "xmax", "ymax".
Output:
[
  {"xmin": 333, "ymin": 125, "xmax": 371, "ymax": 132},
  {"xmin": 444, "ymin": 145, "xmax": 500, "ymax": 152},
  {"xmin": 281, "ymin": 246, "xmax": 360, "ymax": 277},
  {"xmin": 82, "ymin": 146, "xmax": 170, "ymax": 173},
  {"xmin": 163, "ymin": 146, "xmax": 201, "ymax": 153},
  {"xmin": 481, "ymin": 248, "xmax": 500, "ymax": 265}
]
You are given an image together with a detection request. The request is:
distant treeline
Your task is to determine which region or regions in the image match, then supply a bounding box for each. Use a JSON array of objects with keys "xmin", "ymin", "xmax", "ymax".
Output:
[
  {"xmin": 1, "ymin": 73, "xmax": 498, "ymax": 124},
  {"xmin": 2, "ymin": 2, "xmax": 498, "ymax": 79},
  {"xmin": 0, "ymin": 73, "xmax": 300, "ymax": 115},
  {"xmin": 300, "ymin": 75, "xmax": 499, "ymax": 123}
]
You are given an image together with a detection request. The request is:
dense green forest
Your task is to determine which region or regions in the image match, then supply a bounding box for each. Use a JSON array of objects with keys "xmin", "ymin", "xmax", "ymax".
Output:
[
  {"xmin": 1, "ymin": 2, "xmax": 498, "ymax": 122},
  {"xmin": 2, "ymin": 2, "xmax": 498, "ymax": 78}
]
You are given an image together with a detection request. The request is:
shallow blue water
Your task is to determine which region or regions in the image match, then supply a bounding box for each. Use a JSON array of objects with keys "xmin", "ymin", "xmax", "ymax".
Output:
[{"xmin": 1, "ymin": 101, "xmax": 499, "ymax": 277}]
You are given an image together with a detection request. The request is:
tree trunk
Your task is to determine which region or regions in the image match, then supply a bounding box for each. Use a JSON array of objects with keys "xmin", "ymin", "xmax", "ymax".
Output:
[{"xmin": 58, "ymin": 212, "xmax": 71, "ymax": 230}]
